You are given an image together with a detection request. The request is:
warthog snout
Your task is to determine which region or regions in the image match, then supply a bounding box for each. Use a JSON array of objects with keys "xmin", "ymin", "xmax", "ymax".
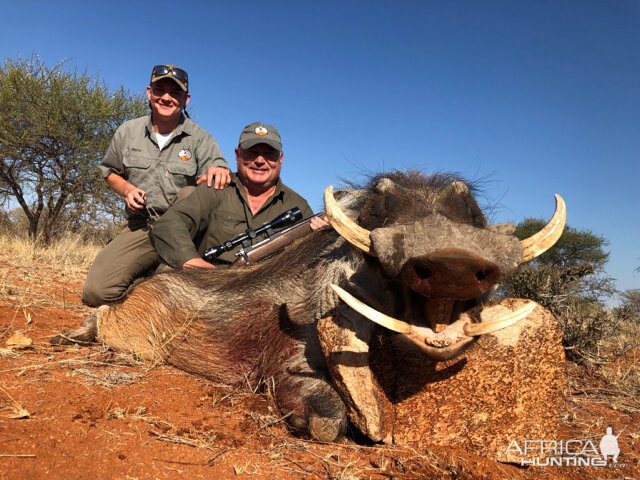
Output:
[{"xmin": 402, "ymin": 249, "xmax": 501, "ymax": 300}]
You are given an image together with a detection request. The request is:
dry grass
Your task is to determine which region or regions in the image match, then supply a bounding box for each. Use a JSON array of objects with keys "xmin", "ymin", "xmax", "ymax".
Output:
[
  {"xmin": 0, "ymin": 230, "xmax": 98, "ymax": 321},
  {"xmin": 0, "ymin": 228, "xmax": 101, "ymax": 274},
  {"xmin": 0, "ymin": 347, "xmax": 20, "ymax": 358},
  {"xmin": 588, "ymin": 316, "xmax": 640, "ymax": 414},
  {"xmin": 565, "ymin": 313, "xmax": 640, "ymax": 432},
  {"xmin": 554, "ymin": 296, "xmax": 640, "ymax": 417},
  {"xmin": 0, "ymin": 385, "xmax": 31, "ymax": 419},
  {"xmin": 71, "ymin": 367, "xmax": 144, "ymax": 389},
  {"xmin": 603, "ymin": 315, "xmax": 640, "ymax": 355}
]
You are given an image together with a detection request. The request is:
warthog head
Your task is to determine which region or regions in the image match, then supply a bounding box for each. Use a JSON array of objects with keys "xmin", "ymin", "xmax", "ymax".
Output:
[{"xmin": 325, "ymin": 172, "xmax": 565, "ymax": 361}]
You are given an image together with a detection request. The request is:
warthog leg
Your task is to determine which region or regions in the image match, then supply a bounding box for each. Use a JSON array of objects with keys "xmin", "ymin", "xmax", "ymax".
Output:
[
  {"xmin": 275, "ymin": 371, "xmax": 347, "ymax": 443},
  {"xmin": 50, "ymin": 306, "xmax": 106, "ymax": 345}
]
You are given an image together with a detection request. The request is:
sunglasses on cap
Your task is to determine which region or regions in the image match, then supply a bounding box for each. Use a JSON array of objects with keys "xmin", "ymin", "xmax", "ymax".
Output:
[{"xmin": 151, "ymin": 65, "xmax": 188, "ymax": 85}]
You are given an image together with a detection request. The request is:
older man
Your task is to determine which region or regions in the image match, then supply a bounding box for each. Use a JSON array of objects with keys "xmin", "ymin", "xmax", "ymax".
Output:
[
  {"xmin": 82, "ymin": 64, "xmax": 230, "ymax": 306},
  {"xmin": 151, "ymin": 122, "xmax": 327, "ymax": 269}
]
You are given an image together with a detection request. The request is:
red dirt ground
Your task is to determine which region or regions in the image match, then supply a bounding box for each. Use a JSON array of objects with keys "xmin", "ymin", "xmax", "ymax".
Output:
[{"xmin": 0, "ymin": 256, "xmax": 637, "ymax": 479}]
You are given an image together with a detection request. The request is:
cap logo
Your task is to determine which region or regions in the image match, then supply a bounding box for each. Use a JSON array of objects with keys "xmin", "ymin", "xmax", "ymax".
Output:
[
  {"xmin": 178, "ymin": 149, "xmax": 192, "ymax": 161},
  {"xmin": 254, "ymin": 126, "xmax": 268, "ymax": 136}
]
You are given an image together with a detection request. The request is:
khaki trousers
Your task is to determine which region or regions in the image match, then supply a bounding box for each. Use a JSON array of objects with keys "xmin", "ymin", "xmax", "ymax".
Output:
[
  {"xmin": 81, "ymin": 186, "xmax": 195, "ymax": 307},
  {"xmin": 81, "ymin": 220, "xmax": 158, "ymax": 306}
]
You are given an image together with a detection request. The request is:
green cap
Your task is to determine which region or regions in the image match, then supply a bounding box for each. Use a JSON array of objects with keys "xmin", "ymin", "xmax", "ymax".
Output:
[
  {"xmin": 150, "ymin": 64, "xmax": 189, "ymax": 92},
  {"xmin": 238, "ymin": 122, "xmax": 282, "ymax": 151}
]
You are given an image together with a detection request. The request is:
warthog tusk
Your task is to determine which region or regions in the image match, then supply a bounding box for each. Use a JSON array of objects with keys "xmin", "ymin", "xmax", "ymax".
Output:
[
  {"xmin": 520, "ymin": 194, "xmax": 566, "ymax": 262},
  {"xmin": 331, "ymin": 284, "xmax": 411, "ymax": 333},
  {"xmin": 324, "ymin": 186, "xmax": 377, "ymax": 257},
  {"xmin": 331, "ymin": 284, "xmax": 537, "ymax": 345},
  {"xmin": 463, "ymin": 301, "xmax": 537, "ymax": 336}
]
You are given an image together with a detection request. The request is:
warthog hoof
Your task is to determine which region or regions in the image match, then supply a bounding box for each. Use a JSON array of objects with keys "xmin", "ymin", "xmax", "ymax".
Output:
[
  {"xmin": 281, "ymin": 386, "xmax": 348, "ymax": 443},
  {"xmin": 309, "ymin": 414, "xmax": 347, "ymax": 443},
  {"xmin": 50, "ymin": 310, "xmax": 99, "ymax": 346}
]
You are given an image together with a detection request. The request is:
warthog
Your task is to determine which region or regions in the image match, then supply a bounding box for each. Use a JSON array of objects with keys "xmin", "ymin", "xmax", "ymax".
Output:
[{"xmin": 55, "ymin": 171, "xmax": 565, "ymax": 443}]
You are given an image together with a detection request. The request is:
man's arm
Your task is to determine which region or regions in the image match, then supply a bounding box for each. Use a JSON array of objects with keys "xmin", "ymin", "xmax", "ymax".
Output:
[
  {"xmin": 106, "ymin": 173, "xmax": 147, "ymax": 214},
  {"xmin": 100, "ymin": 124, "xmax": 150, "ymax": 212},
  {"xmin": 151, "ymin": 183, "xmax": 217, "ymax": 269},
  {"xmin": 182, "ymin": 256, "xmax": 215, "ymax": 268},
  {"xmin": 193, "ymin": 129, "xmax": 231, "ymax": 189}
]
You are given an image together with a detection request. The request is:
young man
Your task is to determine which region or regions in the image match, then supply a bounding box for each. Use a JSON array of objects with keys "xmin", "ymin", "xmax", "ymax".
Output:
[
  {"xmin": 151, "ymin": 122, "xmax": 328, "ymax": 269},
  {"xmin": 82, "ymin": 64, "xmax": 230, "ymax": 306}
]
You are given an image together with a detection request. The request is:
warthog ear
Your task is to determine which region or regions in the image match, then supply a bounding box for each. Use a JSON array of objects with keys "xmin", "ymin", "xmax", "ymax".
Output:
[
  {"xmin": 441, "ymin": 181, "xmax": 488, "ymax": 228},
  {"xmin": 358, "ymin": 179, "xmax": 404, "ymax": 229},
  {"xmin": 374, "ymin": 177, "xmax": 396, "ymax": 193}
]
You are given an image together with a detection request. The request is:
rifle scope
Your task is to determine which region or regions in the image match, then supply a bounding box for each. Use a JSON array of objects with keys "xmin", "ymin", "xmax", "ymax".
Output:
[{"xmin": 203, "ymin": 207, "xmax": 302, "ymax": 261}]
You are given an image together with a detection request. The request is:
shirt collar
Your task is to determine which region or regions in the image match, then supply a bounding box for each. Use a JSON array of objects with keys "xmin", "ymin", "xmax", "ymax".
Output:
[
  {"xmin": 145, "ymin": 114, "xmax": 190, "ymax": 138},
  {"xmin": 231, "ymin": 173, "xmax": 284, "ymax": 210}
]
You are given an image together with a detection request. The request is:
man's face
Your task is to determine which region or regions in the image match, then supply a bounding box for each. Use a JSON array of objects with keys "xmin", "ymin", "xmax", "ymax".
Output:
[
  {"xmin": 236, "ymin": 144, "xmax": 283, "ymax": 193},
  {"xmin": 146, "ymin": 78, "xmax": 190, "ymax": 122}
]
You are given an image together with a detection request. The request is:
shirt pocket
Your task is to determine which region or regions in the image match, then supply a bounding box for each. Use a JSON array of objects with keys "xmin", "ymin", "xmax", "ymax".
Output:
[
  {"xmin": 212, "ymin": 209, "xmax": 247, "ymax": 240},
  {"xmin": 122, "ymin": 154, "xmax": 152, "ymax": 185},
  {"xmin": 167, "ymin": 158, "xmax": 198, "ymax": 177}
]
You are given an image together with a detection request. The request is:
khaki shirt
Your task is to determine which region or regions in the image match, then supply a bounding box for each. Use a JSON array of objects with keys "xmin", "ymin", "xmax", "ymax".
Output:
[
  {"xmin": 152, "ymin": 173, "xmax": 314, "ymax": 267},
  {"xmin": 100, "ymin": 115, "xmax": 228, "ymax": 217}
]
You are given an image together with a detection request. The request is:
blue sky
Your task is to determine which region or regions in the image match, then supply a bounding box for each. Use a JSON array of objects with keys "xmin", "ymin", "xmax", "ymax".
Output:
[{"xmin": 2, "ymin": 0, "xmax": 639, "ymax": 296}]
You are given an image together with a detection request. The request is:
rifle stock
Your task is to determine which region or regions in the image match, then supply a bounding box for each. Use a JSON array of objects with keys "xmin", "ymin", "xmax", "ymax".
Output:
[{"xmin": 229, "ymin": 212, "xmax": 323, "ymax": 269}]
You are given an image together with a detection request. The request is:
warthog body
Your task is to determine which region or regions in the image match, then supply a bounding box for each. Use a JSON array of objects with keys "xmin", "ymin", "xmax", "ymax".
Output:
[{"xmin": 80, "ymin": 171, "xmax": 565, "ymax": 443}]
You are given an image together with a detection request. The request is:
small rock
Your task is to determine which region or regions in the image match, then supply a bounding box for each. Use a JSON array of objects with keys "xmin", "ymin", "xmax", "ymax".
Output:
[{"xmin": 6, "ymin": 332, "xmax": 33, "ymax": 350}]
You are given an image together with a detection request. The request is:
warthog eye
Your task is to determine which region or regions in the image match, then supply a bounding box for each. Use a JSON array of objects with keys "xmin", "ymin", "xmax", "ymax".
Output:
[
  {"xmin": 476, "ymin": 270, "xmax": 491, "ymax": 281},
  {"xmin": 415, "ymin": 265, "xmax": 432, "ymax": 280}
]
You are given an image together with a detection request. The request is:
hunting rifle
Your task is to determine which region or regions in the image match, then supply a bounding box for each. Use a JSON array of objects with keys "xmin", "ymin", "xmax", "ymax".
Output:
[{"xmin": 202, "ymin": 208, "xmax": 323, "ymax": 268}]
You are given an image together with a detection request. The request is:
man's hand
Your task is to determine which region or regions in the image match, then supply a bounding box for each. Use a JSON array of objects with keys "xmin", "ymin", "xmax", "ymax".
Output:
[
  {"xmin": 106, "ymin": 174, "xmax": 147, "ymax": 214},
  {"xmin": 310, "ymin": 215, "xmax": 330, "ymax": 231},
  {"xmin": 124, "ymin": 185, "xmax": 147, "ymax": 214},
  {"xmin": 197, "ymin": 166, "xmax": 231, "ymax": 189},
  {"xmin": 183, "ymin": 257, "xmax": 217, "ymax": 269}
]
